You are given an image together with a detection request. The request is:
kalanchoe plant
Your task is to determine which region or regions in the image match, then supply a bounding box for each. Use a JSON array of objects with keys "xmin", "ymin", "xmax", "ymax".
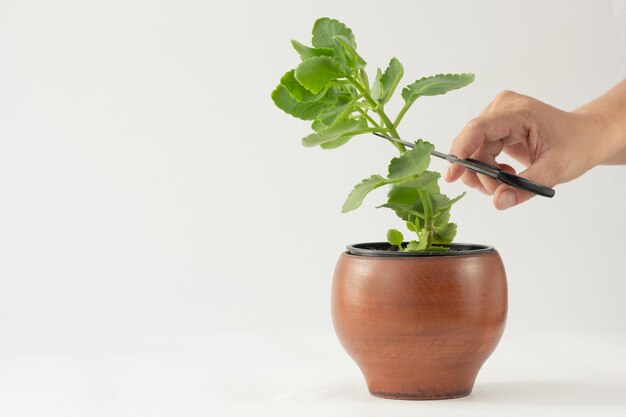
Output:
[{"xmin": 272, "ymin": 17, "xmax": 474, "ymax": 252}]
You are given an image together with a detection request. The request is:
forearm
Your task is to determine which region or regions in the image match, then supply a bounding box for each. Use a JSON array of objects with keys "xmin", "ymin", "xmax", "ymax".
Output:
[{"xmin": 575, "ymin": 78, "xmax": 626, "ymax": 165}]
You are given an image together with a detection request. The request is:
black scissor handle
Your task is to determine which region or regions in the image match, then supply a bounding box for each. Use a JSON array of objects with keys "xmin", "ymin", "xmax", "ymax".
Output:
[
  {"xmin": 463, "ymin": 157, "xmax": 555, "ymax": 198},
  {"xmin": 496, "ymin": 170, "xmax": 555, "ymax": 198}
]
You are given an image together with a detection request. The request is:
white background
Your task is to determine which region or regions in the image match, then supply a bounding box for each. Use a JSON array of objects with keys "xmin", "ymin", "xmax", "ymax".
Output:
[{"xmin": 1, "ymin": 0, "xmax": 625, "ymax": 416}]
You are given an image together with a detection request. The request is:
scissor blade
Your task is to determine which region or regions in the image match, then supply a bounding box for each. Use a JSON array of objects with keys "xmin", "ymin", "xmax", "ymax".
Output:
[
  {"xmin": 372, "ymin": 132, "xmax": 416, "ymax": 149},
  {"xmin": 373, "ymin": 133, "xmax": 457, "ymax": 163},
  {"xmin": 431, "ymin": 150, "xmax": 456, "ymax": 163}
]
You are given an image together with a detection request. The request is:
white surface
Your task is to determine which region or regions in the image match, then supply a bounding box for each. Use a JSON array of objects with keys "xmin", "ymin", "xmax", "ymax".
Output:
[
  {"xmin": 0, "ymin": 0, "xmax": 625, "ymax": 415},
  {"xmin": 0, "ymin": 331, "xmax": 625, "ymax": 416}
]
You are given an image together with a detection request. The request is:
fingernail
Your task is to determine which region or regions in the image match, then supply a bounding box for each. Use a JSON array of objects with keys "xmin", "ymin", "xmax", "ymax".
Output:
[
  {"xmin": 498, "ymin": 190, "xmax": 517, "ymax": 210},
  {"xmin": 445, "ymin": 166, "xmax": 452, "ymax": 181}
]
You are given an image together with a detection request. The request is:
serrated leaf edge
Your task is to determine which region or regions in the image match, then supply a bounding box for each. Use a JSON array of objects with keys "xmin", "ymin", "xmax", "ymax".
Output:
[{"xmin": 402, "ymin": 73, "xmax": 475, "ymax": 102}]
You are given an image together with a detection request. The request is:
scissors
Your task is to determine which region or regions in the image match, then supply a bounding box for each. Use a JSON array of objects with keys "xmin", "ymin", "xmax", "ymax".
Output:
[{"xmin": 373, "ymin": 133, "xmax": 555, "ymax": 198}]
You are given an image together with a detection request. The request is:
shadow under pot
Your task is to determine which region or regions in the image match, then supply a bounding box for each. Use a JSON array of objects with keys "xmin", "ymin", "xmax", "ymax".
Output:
[{"xmin": 331, "ymin": 242, "xmax": 508, "ymax": 400}]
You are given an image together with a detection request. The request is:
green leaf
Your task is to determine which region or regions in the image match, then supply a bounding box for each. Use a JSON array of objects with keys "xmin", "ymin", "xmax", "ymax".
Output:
[
  {"xmin": 317, "ymin": 94, "xmax": 356, "ymax": 127},
  {"xmin": 377, "ymin": 202, "xmax": 425, "ymax": 219},
  {"xmin": 295, "ymin": 56, "xmax": 345, "ymax": 94},
  {"xmin": 280, "ymin": 70, "xmax": 327, "ymax": 103},
  {"xmin": 434, "ymin": 209, "xmax": 450, "ymax": 226},
  {"xmin": 431, "ymin": 191, "xmax": 466, "ymax": 214},
  {"xmin": 302, "ymin": 117, "xmax": 367, "ymax": 147},
  {"xmin": 402, "ymin": 73, "xmax": 474, "ymax": 105},
  {"xmin": 291, "ymin": 40, "xmax": 335, "ymax": 60},
  {"xmin": 370, "ymin": 68, "xmax": 383, "ymax": 101},
  {"xmin": 333, "ymin": 35, "xmax": 366, "ymax": 70},
  {"xmin": 312, "ymin": 18, "xmax": 356, "ymax": 50},
  {"xmin": 387, "ymin": 229, "xmax": 404, "ymax": 248},
  {"xmin": 342, "ymin": 174, "xmax": 388, "ymax": 213},
  {"xmin": 386, "ymin": 185, "xmax": 419, "ymax": 221},
  {"xmin": 271, "ymin": 84, "xmax": 336, "ymax": 121},
  {"xmin": 320, "ymin": 136, "xmax": 351, "ymax": 149},
  {"xmin": 430, "ymin": 193, "xmax": 451, "ymax": 212},
  {"xmin": 388, "ymin": 140, "xmax": 434, "ymax": 179},
  {"xmin": 424, "ymin": 246, "xmax": 449, "ymax": 252},
  {"xmin": 378, "ymin": 58, "xmax": 404, "ymax": 104},
  {"xmin": 395, "ymin": 171, "xmax": 441, "ymax": 189},
  {"xmin": 311, "ymin": 18, "xmax": 358, "ymax": 73},
  {"xmin": 405, "ymin": 221, "xmax": 416, "ymax": 232},
  {"xmin": 433, "ymin": 223, "xmax": 457, "ymax": 244},
  {"xmin": 405, "ymin": 240, "xmax": 426, "ymax": 252},
  {"xmin": 449, "ymin": 192, "xmax": 466, "ymax": 207},
  {"xmin": 311, "ymin": 119, "xmax": 325, "ymax": 132},
  {"xmin": 384, "ymin": 172, "xmax": 441, "ymax": 222},
  {"xmin": 312, "ymin": 90, "xmax": 361, "ymax": 148},
  {"xmin": 388, "ymin": 184, "xmax": 418, "ymax": 204}
]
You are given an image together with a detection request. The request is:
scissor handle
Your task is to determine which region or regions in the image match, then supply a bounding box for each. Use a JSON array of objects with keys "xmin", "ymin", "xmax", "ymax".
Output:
[{"xmin": 496, "ymin": 170, "xmax": 555, "ymax": 198}]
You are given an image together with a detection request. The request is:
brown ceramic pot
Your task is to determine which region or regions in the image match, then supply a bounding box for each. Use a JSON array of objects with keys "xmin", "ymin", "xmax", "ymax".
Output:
[{"xmin": 331, "ymin": 243, "xmax": 507, "ymax": 400}]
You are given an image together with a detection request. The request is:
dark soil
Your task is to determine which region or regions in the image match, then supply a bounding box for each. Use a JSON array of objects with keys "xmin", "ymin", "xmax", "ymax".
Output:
[
  {"xmin": 361, "ymin": 243, "xmax": 464, "ymax": 252},
  {"xmin": 347, "ymin": 242, "xmax": 494, "ymax": 257}
]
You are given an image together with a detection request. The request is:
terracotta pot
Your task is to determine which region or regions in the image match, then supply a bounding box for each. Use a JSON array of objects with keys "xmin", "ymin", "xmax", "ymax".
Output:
[{"xmin": 331, "ymin": 243, "xmax": 507, "ymax": 400}]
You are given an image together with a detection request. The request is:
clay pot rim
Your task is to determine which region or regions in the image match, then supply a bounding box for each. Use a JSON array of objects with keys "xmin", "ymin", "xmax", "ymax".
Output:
[{"xmin": 346, "ymin": 242, "xmax": 495, "ymax": 257}]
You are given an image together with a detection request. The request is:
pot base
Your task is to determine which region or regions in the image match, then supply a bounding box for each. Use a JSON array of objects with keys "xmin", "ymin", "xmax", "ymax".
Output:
[{"xmin": 369, "ymin": 387, "xmax": 472, "ymax": 401}]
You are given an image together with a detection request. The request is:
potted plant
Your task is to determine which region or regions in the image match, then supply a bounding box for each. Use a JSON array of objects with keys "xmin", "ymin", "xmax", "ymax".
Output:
[{"xmin": 271, "ymin": 17, "xmax": 507, "ymax": 400}]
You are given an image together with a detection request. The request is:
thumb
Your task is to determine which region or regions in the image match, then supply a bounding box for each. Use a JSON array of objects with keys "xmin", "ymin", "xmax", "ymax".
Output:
[{"xmin": 493, "ymin": 157, "xmax": 559, "ymax": 210}]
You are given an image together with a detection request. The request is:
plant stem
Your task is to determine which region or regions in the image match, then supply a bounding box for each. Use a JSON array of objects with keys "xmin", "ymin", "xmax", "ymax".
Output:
[
  {"xmin": 376, "ymin": 110, "xmax": 405, "ymax": 153},
  {"xmin": 393, "ymin": 101, "xmax": 413, "ymax": 128},
  {"xmin": 346, "ymin": 75, "xmax": 376, "ymax": 107},
  {"xmin": 356, "ymin": 107, "xmax": 381, "ymax": 129},
  {"xmin": 357, "ymin": 69, "xmax": 370, "ymax": 94},
  {"xmin": 376, "ymin": 109, "xmax": 401, "ymax": 139},
  {"xmin": 417, "ymin": 188, "xmax": 434, "ymax": 248},
  {"xmin": 347, "ymin": 128, "xmax": 391, "ymax": 136},
  {"xmin": 346, "ymin": 75, "xmax": 406, "ymax": 153}
]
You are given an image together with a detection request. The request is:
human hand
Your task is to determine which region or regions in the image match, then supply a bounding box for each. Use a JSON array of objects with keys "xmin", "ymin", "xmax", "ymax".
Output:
[{"xmin": 445, "ymin": 90, "xmax": 607, "ymax": 209}]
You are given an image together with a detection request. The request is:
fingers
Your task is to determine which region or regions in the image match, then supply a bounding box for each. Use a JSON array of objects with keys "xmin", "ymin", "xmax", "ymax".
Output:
[
  {"xmin": 446, "ymin": 91, "xmax": 534, "ymax": 185},
  {"xmin": 451, "ymin": 155, "xmax": 559, "ymax": 211},
  {"xmin": 449, "ymin": 110, "xmax": 531, "ymax": 160},
  {"xmin": 445, "ymin": 111, "xmax": 529, "ymax": 183},
  {"xmin": 460, "ymin": 170, "xmax": 487, "ymax": 194},
  {"xmin": 494, "ymin": 186, "xmax": 518, "ymax": 210},
  {"xmin": 445, "ymin": 90, "xmax": 541, "ymax": 209},
  {"xmin": 476, "ymin": 170, "xmax": 500, "ymax": 195},
  {"xmin": 456, "ymin": 163, "xmax": 516, "ymax": 196},
  {"xmin": 444, "ymin": 142, "xmax": 504, "ymax": 184},
  {"xmin": 445, "ymin": 163, "xmax": 465, "ymax": 182},
  {"xmin": 497, "ymin": 163, "xmax": 517, "ymax": 174},
  {"xmin": 471, "ymin": 144, "xmax": 503, "ymax": 194}
]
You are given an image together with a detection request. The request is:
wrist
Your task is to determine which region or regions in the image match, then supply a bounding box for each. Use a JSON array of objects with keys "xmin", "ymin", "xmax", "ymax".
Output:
[
  {"xmin": 573, "ymin": 78, "xmax": 626, "ymax": 165},
  {"xmin": 571, "ymin": 108, "xmax": 623, "ymax": 166}
]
